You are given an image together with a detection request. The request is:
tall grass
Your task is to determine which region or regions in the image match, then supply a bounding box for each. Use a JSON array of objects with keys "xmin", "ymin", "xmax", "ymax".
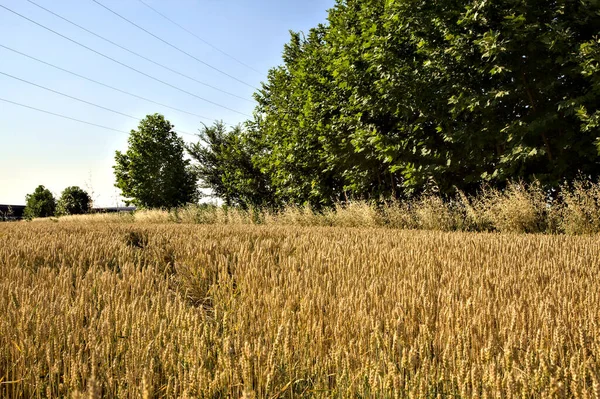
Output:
[
  {"xmin": 560, "ymin": 180, "xmax": 600, "ymax": 235},
  {"xmin": 1, "ymin": 223, "xmax": 599, "ymax": 397},
  {"xmin": 48, "ymin": 180, "xmax": 600, "ymax": 235}
]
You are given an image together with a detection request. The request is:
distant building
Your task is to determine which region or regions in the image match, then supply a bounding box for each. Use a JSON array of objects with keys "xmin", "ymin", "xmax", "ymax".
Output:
[
  {"xmin": 92, "ymin": 206, "xmax": 137, "ymax": 214},
  {"xmin": 0, "ymin": 205, "xmax": 25, "ymax": 221},
  {"xmin": 0, "ymin": 205, "xmax": 136, "ymax": 220}
]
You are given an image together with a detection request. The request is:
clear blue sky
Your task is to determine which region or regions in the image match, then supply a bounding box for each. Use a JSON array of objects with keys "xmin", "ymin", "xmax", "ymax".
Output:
[{"xmin": 0, "ymin": 0, "xmax": 334, "ymax": 206}]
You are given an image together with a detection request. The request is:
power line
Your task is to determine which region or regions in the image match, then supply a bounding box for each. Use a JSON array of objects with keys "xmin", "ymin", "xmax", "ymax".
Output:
[
  {"xmin": 1, "ymin": 97, "xmax": 200, "ymax": 139},
  {"xmin": 0, "ymin": 97, "xmax": 130, "ymax": 134},
  {"xmin": 0, "ymin": 70, "xmax": 197, "ymax": 137},
  {"xmin": 136, "ymin": 0, "xmax": 265, "ymax": 77},
  {"xmin": 91, "ymin": 0, "xmax": 259, "ymax": 90},
  {"xmin": 0, "ymin": 44, "xmax": 215, "ymax": 122},
  {"xmin": 0, "ymin": 4, "xmax": 252, "ymax": 117},
  {"xmin": 1, "ymin": 71, "xmax": 136, "ymax": 121},
  {"xmin": 26, "ymin": 0, "xmax": 254, "ymax": 103}
]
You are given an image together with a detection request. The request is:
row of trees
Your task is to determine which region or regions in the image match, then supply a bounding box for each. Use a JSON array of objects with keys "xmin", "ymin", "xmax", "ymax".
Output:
[
  {"xmin": 114, "ymin": 0, "xmax": 600, "ymax": 209},
  {"xmin": 24, "ymin": 185, "xmax": 91, "ymax": 219},
  {"xmin": 112, "ymin": 114, "xmax": 274, "ymax": 209}
]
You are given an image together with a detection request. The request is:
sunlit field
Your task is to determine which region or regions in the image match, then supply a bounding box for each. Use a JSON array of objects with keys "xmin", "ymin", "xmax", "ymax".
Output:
[{"xmin": 1, "ymin": 222, "xmax": 599, "ymax": 398}]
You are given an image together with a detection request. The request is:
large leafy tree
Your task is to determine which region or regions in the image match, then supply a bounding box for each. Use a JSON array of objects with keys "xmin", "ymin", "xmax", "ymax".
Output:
[
  {"xmin": 249, "ymin": 27, "xmax": 350, "ymax": 207},
  {"xmin": 189, "ymin": 0, "xmax": 599, "ymax": 207},
  {"xmin": 57, "ymin": 186, "xmax": 92, "ymax": 215},
  {"xmin": 428, "ymin": 0, "xmax": 600, "ymax": 187},
  {"xmin": 187, "ymin": 122, "xmax": 273, "ymax": 208},
  {"xmin": 114, "ymin": 114, "xmax": 198, "ymax": 208},
  {"xmin": 24, "ymin": 185, "xmax": 56, "ymax": 219},
  {"xmin": 248, "ymin": 0, "xmax": 600, "ymax": 205}
]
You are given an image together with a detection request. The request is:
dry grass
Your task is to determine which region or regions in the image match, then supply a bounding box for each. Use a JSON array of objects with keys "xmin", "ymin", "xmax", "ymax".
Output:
[
  {"xmin": 1, "ymin": 222, "xmax": 600, "ymax": 398},
  {"xmin": 474, "ymin": 182, "xmax": 551, "ymax": 234},
  {"xmin": 46, "ymin": 180, "xmax": 600, "ymax": 235},
  {"xmin": 560, "ymin": 180, "xmax": 600, "ymax": 235}
]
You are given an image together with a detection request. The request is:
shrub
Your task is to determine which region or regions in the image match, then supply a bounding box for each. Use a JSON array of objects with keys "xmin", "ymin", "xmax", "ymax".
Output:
[
  {"xmin": 56, "ymin": 186, "xmax": 92, "ymax": 216},
  {"xmin": 24, "ymin": 185, "xmax": 56, "ymax": 220}
]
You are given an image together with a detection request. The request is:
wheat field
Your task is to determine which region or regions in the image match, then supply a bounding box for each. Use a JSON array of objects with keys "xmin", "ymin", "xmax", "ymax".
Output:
[{"xmin": 1, "ymin": 222, "xmax": 599, "ymax": 398}]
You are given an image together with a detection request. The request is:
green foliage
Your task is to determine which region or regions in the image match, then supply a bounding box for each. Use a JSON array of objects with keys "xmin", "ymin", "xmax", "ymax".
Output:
[
  {"xmin": 56, "ymin": 186, "xmax": 91, "ymax": 216},
  {"xmin": 114, "ymin": 114, "xmax": 198, "ymax": 208},
  {"xmin": 187, "ymin": 122, "xmax": 274, "ymax": 208},
  {"xmin": 231, "ymin": 0, "xmax": 600, "ymax": 207},
  {"xmin": 24, "ymin": 185, "xmax": 56, "ymax": 220}
]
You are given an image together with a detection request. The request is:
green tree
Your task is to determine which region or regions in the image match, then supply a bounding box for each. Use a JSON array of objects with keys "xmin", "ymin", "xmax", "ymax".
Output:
[
  {"xmin": 24, "ymin": 185, "xmax": 56, "ymax": 219},
  {"xmin": 423, "ymin": 0, "xmax": 600, "ymax": 188},
  {"xmin": 248, "ymin": 0, "xmax": 600, "ymax": 205},
  {"xmin": 57, "ymin": 186, "xmax": 92, "ymax": 215},
  {"xmin": 114, "ymin": 114, "xmax": 198, "ymax": 208},
  {"xmin": 187, "ymin": 122, "xmax": 274, "ymax": 208},
  {"xmin": 183, "ymin": 0, "xmax": 599, "ymax": 208},
  {"xmin": 250, "ymin": 27, "xmax": 351, "ymax": 207}
]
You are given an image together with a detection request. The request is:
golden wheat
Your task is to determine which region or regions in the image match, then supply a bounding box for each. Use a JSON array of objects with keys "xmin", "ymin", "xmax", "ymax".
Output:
[{"xmin": 1, "ymin": 222, "xmax": 599, "ymax": 398}]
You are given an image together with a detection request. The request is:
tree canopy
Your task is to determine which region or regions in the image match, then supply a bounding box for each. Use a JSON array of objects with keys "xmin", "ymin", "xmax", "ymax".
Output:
[
  {"xmin": 187, "ymin": 122, "xmax": 273, "ymax": 208},
  {"xmin": 191, "ymin": 0, "xmax": 600, "ymax": 208},
  {"xmin": 24, "ymin": 185, "xmax": 56, "ymax": 219},
  {"xmin": 114, "ymin": 114, "xmax": 198, "ymax": 208},
  {"xmin": 57, "ymin": 186, "xmax": 92, "ymax": 216}
]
